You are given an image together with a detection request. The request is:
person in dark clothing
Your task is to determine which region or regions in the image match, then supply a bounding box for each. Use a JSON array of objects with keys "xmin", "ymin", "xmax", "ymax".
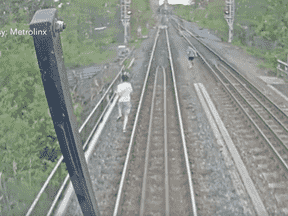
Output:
[{"xmin": 187, "ymin": 46, "xmax": 197, "ymax": 66}]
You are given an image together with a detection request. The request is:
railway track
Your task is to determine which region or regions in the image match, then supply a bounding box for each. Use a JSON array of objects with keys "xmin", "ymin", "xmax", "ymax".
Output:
[
  {"xmin": 112, "ymin": 25, "xmax": 197, "ymax": 215},
  {"xmin": 136, "ymin": 65, "xmax": 192, "ymax": 215},
  {"xmin": 171, "ymin": 16, "xmax": 288, "ymax": 214},
  {"xmin": 215, "ymin": 63, "xmax": 288, "ymax": 165},
  {"xmin": 138, "ymin": 66, "xmax": 170, "ymax": 215}
]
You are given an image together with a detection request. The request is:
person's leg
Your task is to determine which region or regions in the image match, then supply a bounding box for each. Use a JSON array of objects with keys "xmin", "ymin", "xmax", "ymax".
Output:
[
  {"xmin": 191, "ymin": 57, "xmax": 194, "ymax": 67},
  {"xmin": 123, "ymin": 114, "xmax": 128, "ymax": 132},
  {"xmin": 117, "ymin": 102, "xmax": 122, "ymax": 119},
  {"xmin": 122, "ymin": 102, "xmax": 131, "ymax": 132}
]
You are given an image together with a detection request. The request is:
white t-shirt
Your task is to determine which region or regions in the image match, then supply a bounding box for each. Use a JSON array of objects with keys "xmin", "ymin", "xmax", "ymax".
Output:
[
  {"xmin": 117, "ymin": 82, "xmax": 133, "ymax": 102},
  {"xmin": 187, "ymin": 49, "xmax": 196, "ymax": 57}
]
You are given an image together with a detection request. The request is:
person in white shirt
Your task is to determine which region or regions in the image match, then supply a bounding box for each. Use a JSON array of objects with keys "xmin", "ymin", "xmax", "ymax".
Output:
[{"xmin": 116, "ymin": 72, "xmax": 133, "ymax": 132}]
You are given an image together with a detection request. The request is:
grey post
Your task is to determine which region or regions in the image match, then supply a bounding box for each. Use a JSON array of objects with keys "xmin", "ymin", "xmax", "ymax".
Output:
[
  {"xmin": 224, "ymin": 0, "xmax": 235, "ymax": 43},
  {"xmin": 121, "ymin": 0, "xmax": 131, "ymax": 44},
  {"xmin": 29, "ymin": 8, "xmax": 100, "ymax": 216}
]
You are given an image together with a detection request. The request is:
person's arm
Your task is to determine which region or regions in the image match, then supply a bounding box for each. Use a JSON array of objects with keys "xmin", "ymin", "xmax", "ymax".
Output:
[
  {"xmin": 115, "ymin": 85, "xmax": 121, "ymax": 98},
  {"xmin": 129, "ymin": 83, "xmax": 133, "ymax": 93}
]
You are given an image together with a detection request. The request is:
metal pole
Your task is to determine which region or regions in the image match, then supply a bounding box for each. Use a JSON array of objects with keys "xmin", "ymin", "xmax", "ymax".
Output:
[
  {"xmin": 121, "ymin": 0, "xmax": 130, "ymax": 44},
  {"xmin": 228, "ymin": 23, "xmax": 233, "ymax": 43},
  {"xmin": 29, "ymin": 8, "xmax": 100, "ymax": 216},
  {"xmin": 225, "ymin": 0, "xmax": 234, "ymax": 43},
  {"xmin": 127, "ymin": 20, "xmax": 130, "ymax": 43},
  {"xmin": 124, "ymin": 20, "xmax": 127, "ymax": 44}
]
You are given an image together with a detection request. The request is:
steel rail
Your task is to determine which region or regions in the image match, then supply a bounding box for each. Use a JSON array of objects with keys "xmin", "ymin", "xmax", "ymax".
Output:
[
  {"xmin": 139, "ymin": 66, "xmax": 169, "ymax": 216},
  {"xmin": 46, "ymin": 92, "xmax": 116, "ymax": 216},
  {"xmin": 165, "ymin": 27, "xmax": 197, "ymax": 216},
  {"xmin": 171, "ymin": 18, "xmax": 288, "ymax": 171},
  {"xmin": 26, "ymin": 65, "xmax": 124, "ymax": 216},
  {"xmin": 218, "ymin": 63, "xmax": 288, "ymax": 147},
  {"xmin": 214, "ymin": 64, "xmax": 288, "ymax": 171},
  {"xmin": 113, "ymin": 26, "xmax": 161, "ymax": 216},
  {"xmin": 162, "ymin": 66, "xmax": 169, "ymax": 216},
  {"xmin": 169, "ymin": 19, "xmax": 270, "ymax": 215},
  {"xmin": 140, "ymin": 66, "xmax": 160, "ymax": 215}
]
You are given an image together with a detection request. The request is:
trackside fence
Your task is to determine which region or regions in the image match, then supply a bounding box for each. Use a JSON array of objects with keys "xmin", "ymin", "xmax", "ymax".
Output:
[{"xmin": 277, "ymin": 59, "xmax": 288, "ymax": 81}]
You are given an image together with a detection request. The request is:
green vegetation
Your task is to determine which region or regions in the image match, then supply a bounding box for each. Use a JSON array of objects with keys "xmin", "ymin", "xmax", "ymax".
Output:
[
  {"xmin": 123, "ymin": 58, "xmax": 130, "ymax": 69},
  {"xmin": 174, "ymin": 0, "xmax": 288, "ymax": 76},
  {"xmin": 0, "ymin": 9, "xmax": 62, "ymax": 212},
  {"xmin": 130, "ymin": 0, "xmax": 156, "ymax": 39},
  {"xmin": 58, "ymin": 0, "xmax": 119, "ymax": 68},
  {"xmin": 0, "ymin": 0, "xmax": 155, "ymax": 214},
  {"xmin": 131, "ymin": 38, "xmax": 146, "ymax": 49},
  {"xmin": 174, "ymin": 2, "xmax": 228, "ymax": 41}
]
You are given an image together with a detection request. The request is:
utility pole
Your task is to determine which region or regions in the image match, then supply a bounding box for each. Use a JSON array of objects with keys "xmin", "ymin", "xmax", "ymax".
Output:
[
  {"xmin": 164, "ymin": 0, "xmax": 168, "ymax": 8},
  {"xmin": 224, "ymin": 0, "xmax": 235, "ymax": 43},
  {"xmin": 121, "ymin": 0, "xmax": 131, "ymax": 44}
]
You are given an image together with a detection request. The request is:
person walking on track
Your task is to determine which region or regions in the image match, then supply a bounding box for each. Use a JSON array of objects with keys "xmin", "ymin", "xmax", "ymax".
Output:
[
  {"xmin": 116, "ymin": 72, "xmax": 133, "ymax": 133},
  {"xmin": 187, "ymin": 46, "xmax": 197, "ymax": 68}
]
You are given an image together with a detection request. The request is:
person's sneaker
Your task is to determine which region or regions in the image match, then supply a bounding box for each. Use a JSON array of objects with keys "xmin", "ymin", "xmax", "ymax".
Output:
[{"xmin": 123, "ymin": 129, "xmax": 126, "ymax": 133}]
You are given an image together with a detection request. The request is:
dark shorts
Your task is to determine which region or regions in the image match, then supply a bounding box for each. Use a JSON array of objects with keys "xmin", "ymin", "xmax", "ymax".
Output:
[
  {"xmin": 118, "ymin": 101, "xmax": 131, "ymax": 114},
  {"xmin": 188, "ymin": 57, "xmax": 194, "ymax": 61}
]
